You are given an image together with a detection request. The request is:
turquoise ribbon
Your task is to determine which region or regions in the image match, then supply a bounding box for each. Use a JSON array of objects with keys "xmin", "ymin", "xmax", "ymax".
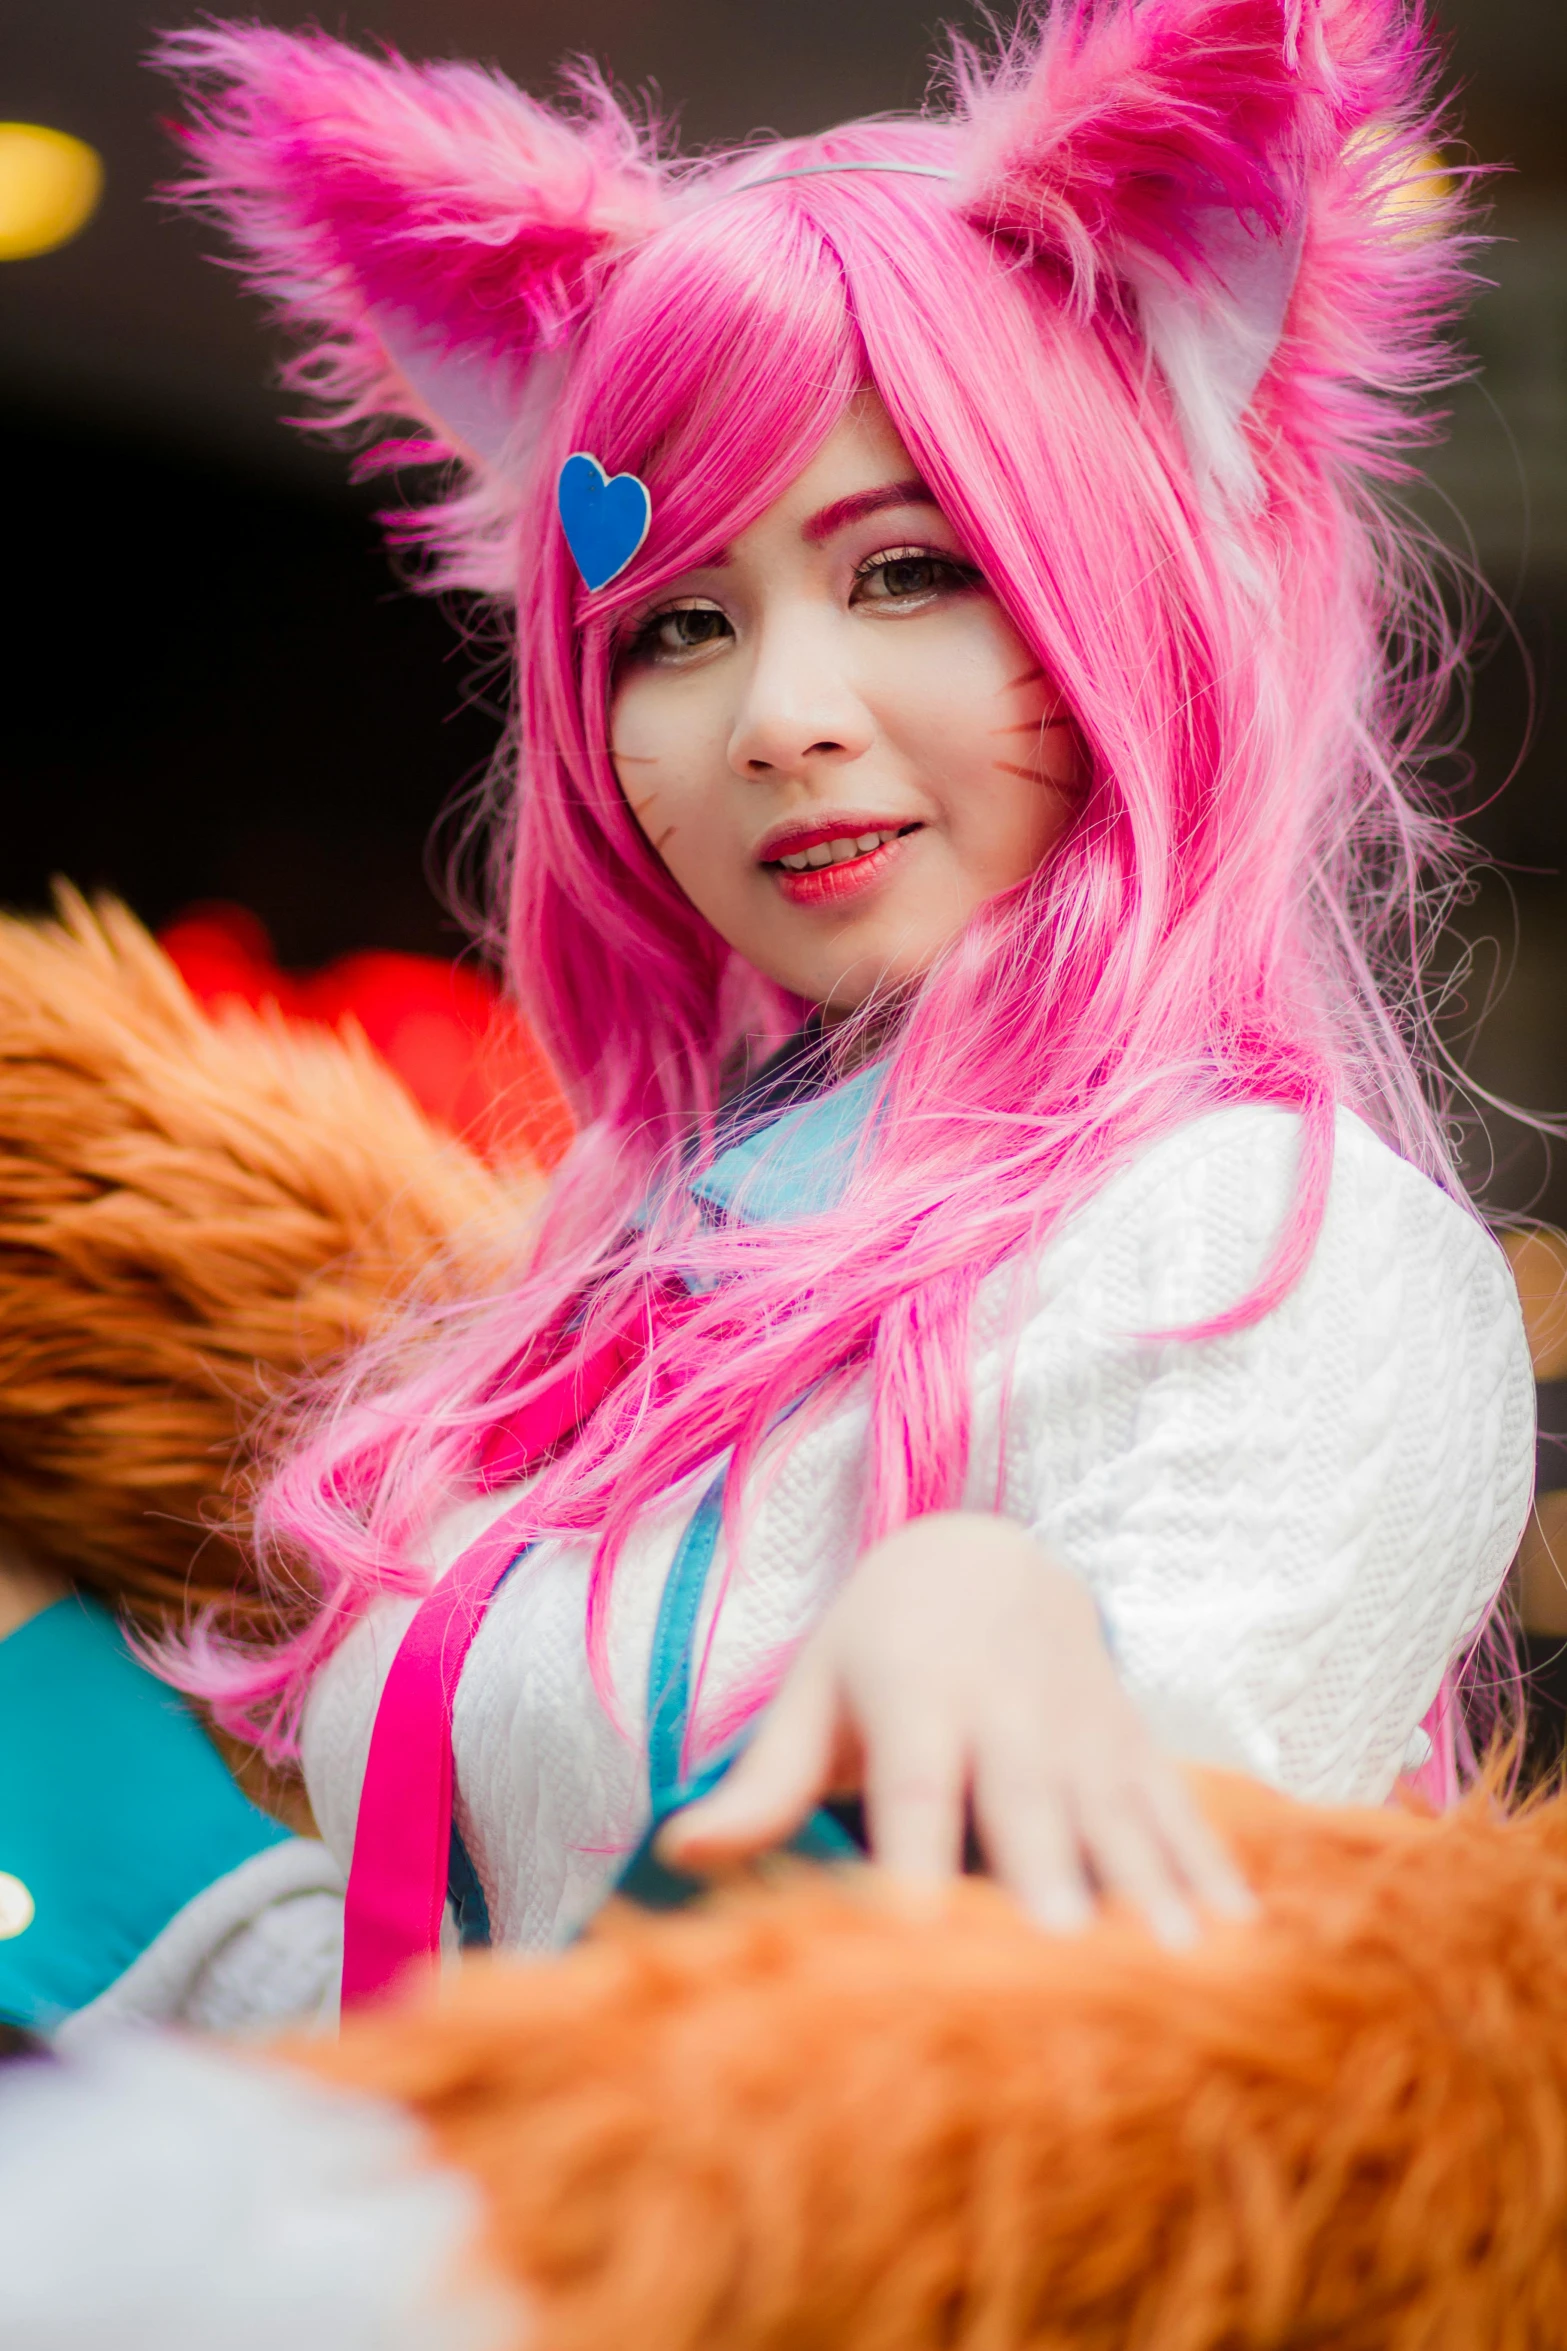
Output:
[
  {"xmin": 615, "ymin": 1061, "xmax": 885, "ymax": 1908},
  {"xmin": 595, "ymin": 1041, "xmax": 889, "ymax": 1918},
  {"xmin": 646, "ymin": 1465, "xmax": 728, "ymax": 1809},
  {"xmin": 609, "ymin": 1457, "xmax": 858, "ymax": 1914}
]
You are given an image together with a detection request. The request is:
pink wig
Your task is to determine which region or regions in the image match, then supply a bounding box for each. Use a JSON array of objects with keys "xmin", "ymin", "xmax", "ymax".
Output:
[{"xmin": 156, "ymin": 0, "xmax": 1488, "ymax": 1756}]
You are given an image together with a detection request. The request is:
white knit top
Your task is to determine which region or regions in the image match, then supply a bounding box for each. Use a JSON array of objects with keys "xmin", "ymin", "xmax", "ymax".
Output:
[
  {"xmin": 293, "ymin": 1103, "xmax": 1533, "ymax": 1955},
  {"xmin": 61, "ymin": 1101, "xmax": 1530, "ymax": 2038}
]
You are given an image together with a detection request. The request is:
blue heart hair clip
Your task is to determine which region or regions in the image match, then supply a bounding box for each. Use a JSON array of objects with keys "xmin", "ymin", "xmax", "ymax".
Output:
[
  {"xmin": 552, "ymin": 168, "xmax": 958, "ymax": 592},
  {"xmin": 557, "ymin": 451, "xmax": 652, "ymax": 592}
]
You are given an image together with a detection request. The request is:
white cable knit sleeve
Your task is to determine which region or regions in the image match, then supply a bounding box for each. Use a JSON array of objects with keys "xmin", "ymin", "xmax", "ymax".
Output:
[
  {"xmin": 996, "ymin": 1106, "xmax": 1535, "ymax": 1803},
  {"xmin": 53, "ymin": 1840, "xmax": 345, "ymax": 2046}
]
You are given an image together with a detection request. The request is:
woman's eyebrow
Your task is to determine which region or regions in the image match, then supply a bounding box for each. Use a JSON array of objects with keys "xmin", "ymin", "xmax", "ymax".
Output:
[{"xmin": 801, "ymin": 479, "xmax": 935, "ymax": 545}]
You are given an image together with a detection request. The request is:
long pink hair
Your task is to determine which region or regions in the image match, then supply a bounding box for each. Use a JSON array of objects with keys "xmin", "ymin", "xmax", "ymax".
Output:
[{"xmin": 158, "ymin": 0, "xmax": 1488, "ymax": 1757}]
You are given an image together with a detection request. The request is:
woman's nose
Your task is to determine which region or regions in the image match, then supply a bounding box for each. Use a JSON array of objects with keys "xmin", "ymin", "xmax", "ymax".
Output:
[{"xmin": 726, "ymin": 615, "xmax": 874, "ymax": 780}]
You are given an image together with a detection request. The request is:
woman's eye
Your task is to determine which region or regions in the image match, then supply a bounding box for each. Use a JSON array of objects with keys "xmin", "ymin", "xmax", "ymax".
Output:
[
  {"xmin": 853, "ymin": 550, "xmax": 978, "ymax": 605},
  {"xmin": 630, "ymin": 602, "xmax": 732, "ymax": 661}
]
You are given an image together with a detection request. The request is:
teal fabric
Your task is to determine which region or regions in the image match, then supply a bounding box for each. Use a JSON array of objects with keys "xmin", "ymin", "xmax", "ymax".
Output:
[
  {"xmin": 688, "ymin": 1061, "xmax": 885, "ymax": 1227},
  {"xmin": 609, "ymin": 1051, "xmax": 879, "ymax": 1908},
  {"xmin": 646, "ymin": 1463, "xmax": 731, "ymax": 1809},
  {"xmin": 606, "ymin": 1455, "xmax": 858, "ymax": 1917},
  {"xmin": 0, "ymin": 1597, "xmax": 288, "ymax": 2029}
]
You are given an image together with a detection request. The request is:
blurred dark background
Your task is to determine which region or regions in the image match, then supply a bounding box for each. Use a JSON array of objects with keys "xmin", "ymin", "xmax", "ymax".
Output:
[{"xmin": 4, "ymin": 0, "xmax": 1566, "ymax": 1190}]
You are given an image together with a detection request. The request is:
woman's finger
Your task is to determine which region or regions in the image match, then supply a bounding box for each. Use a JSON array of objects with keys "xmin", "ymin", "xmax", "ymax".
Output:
[
  {"xmin": 863, "ymin": 1713, "xmax": 968, "ymax": 1885},
  {"xmin": 971, "ymin": 1742, "xmax": 1092, "ymax": 1933},
  {"xmin": 1144, "ymin": 1768, "xmax": 1255, "ymax": 1919},
  {"xmin": 657, "ymin": 1657, "xmax": 838, "ymax": 1868},
  {"xmin": 1074, "ymin": 1781, "xmax": 1199, "ymax": 1949}
]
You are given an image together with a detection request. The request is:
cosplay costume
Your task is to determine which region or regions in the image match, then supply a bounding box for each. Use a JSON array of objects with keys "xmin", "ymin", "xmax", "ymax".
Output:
[
  {"xmin": 307, "ymin": 1072, "xmax": 1531, "ymax": 1967},
  {"xmin": 0, "ymin": 945, "xmax": 1531, "ymax": 2029},
  {"xmin": 0, "ymin": 894, "xmax": 543, "ymax": 2037},
  {"xmin": 0, "ymin": 1594, "xmax": 328, "ymax": 2036},
  {"xmin": 3, "ymin": 0, "xmax": 1543, "ymax": 2051},
  {"xmin": 9, "ymin": 6, "xmax": 1567, "ymax": 2341},
  {"xmin": 29, "ymin": 1041, "xmax": 1532, "ymax": 2029}
]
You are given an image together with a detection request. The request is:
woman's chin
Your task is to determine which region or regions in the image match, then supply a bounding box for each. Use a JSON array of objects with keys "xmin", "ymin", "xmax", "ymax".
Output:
[{"xmin": 792, "ymin": 942, "xmax": 944, "ymax": 1026}]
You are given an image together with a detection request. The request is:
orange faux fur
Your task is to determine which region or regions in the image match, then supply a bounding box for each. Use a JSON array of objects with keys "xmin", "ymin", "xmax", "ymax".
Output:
[
  {"xmin": 295, "ymin": 1766, "xmax": 1567, "ymax": 2351},
  {"xmin": 0, "ymin": 888, "xmax": 533, "ymax": 1632}
]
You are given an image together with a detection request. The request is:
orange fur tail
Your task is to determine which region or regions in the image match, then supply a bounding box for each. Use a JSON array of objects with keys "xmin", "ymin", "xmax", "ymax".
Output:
[
  {"xmin": 0, "ymin": 887, "xmax": 532, "ymax": 1634},
  {"xmin": 297, "ymin": 1768, "xmax": 1567, "ymax": 2351}
]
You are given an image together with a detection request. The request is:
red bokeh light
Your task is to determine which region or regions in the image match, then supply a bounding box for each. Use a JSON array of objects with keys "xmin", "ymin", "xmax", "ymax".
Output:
[{"xmin": 160, "ymin": 903, "xmax": 573, "ymax": 1171}]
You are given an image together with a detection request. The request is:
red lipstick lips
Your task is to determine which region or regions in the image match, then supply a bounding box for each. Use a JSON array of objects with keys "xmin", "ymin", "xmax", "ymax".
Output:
[{"xmin": 757, "ymin": 815, "xmax": 923, "ymax": 909}]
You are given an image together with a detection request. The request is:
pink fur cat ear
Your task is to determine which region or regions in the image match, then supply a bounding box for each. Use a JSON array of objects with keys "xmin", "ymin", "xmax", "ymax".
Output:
[
  {"xmin": 953, "ymin": 0, "xmax": 1388, "ymax": 508},
  {"xmin": 154, "ymin": 26, "xmax": 666, "ymax": 503}
]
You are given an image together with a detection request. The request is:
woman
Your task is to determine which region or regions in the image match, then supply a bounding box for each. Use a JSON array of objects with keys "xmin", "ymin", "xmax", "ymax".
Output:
[{"xmin": 68, "ymin": 0, "xmax": 1532, "ymax": 2025}]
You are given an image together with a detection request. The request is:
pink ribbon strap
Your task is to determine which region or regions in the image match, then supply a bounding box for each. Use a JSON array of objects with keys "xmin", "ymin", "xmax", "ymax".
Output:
[
  {"xmin": 341, "ymin": 1298, "xmax": 693, "ymax": 2008},
  {"xmin": 474, "ymin": 1321, "xmax": 645, "ymax": 1492},
  {"xmin": 340, "ymin": 1497, "xmax": 535, "ymax": 2007}
]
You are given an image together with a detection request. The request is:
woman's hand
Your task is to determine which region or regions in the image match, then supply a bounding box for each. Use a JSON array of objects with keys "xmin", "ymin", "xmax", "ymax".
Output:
[{"xmin": 658, "ymin": 1511, "xmax": 1252, "ymax": 1946}]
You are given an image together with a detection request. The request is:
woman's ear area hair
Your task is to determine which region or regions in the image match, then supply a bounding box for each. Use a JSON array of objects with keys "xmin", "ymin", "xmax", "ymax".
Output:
[
  {"xmin": 151, "ymin": 24, "xmax": 668, "ymax": 475},
  {"xmin": 950, "ymin": 0, "xmax": 1472, "ymax": 508}
]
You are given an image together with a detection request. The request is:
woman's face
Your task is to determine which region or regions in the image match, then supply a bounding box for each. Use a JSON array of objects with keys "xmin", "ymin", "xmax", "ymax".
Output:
[{"xmin": 610, "ymin": 393, "xmax": 1079, "ymax": 1016}]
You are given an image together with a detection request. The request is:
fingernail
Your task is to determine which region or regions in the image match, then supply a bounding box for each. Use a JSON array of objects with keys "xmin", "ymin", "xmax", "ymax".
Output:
[
  {"xmin": 655, "ymin": 1811, "xmax": 709, "ymax": 1856},
  {"xmin": 882, "ymin": 1870, "xmax": 950, "ymax": 1919},
  {"xmin": 1030, "ymin": 1890, "xmax": 1092, "ymax": 1936},
  {"xmin": 665, "ymin": 1796, "xmax": 726, "ymax": 1837},
  {"xmin": 1152, "ymin": 1901, "xmax": 1198, "ymax": 1950}
]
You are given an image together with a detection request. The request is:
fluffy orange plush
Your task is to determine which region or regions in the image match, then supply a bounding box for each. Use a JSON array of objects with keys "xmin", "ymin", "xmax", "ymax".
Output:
[
  {"xmin": 295, "ymin": 1766, "xmax": 1567, "ymax": 2351},
  {"xmin": 0, "ymin": 890, "xmax": 543, "ymax": 1818},
  {"xmin": 0, "ymin": 888, "xmax": 532, "ymax": 1634}
]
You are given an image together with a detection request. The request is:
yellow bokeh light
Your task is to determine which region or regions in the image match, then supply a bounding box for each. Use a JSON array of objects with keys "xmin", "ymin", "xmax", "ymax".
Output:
[
  {"xmin": 1346, "ymin": 124, "xmax": 1453, "ymax": 239},
  {"xmin": 0, "ymin": 123, "xmax": 104, "ymax": 262},
  {"xmin": 1379, "ymin": 146, "xmax": 1453, "ymax": 226}
]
